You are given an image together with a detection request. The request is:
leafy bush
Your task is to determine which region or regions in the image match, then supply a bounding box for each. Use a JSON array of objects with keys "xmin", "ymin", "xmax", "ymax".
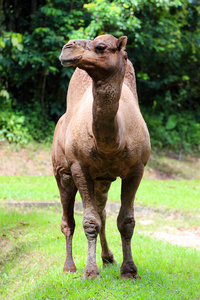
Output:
[
  {"xmin": 23, "ymin": 103, "xmax": 55, "ymax": 144},
  {"xmin": 143, "ymin": 109, "xmax": 200, "ymax": 153},
  {"xmin": 0, "ymin": 92, "xmax": 54, "ymax": 145},
  {"xmin": 0, "ymin": 112, "xmax": 30, "ymax": 145}
]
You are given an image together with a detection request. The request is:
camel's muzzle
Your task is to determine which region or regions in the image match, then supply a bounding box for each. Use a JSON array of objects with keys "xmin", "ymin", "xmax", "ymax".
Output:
[
  {"xmin": 60, "ymin": 55, "xmax": 82, "ymax": 67},
  {"xmin": 59, "ymin": 39, "xmax": 92, "ymax": 67}
]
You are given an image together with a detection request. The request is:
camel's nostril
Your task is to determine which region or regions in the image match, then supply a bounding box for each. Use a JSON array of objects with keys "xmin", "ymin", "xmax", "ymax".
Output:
[{"xmin": 64, "ymin": 44, "xmax": 73, "ymax": 50}]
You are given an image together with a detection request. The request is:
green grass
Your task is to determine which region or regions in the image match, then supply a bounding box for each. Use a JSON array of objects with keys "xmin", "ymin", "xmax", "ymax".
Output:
[
  {"xmin": 0, "ymin": 208, "xmax": 199, "ymax": 300},
  {"xmin": 1, "ymin": 176, "xmax": 200, "ymax": 213},
  {"xmin": 0, "ymin": 176, "xmax": 60, "ymax": 202},
  {"xmin": 137, "ymin": 179, "xmax": 200, "ymax": 213}
]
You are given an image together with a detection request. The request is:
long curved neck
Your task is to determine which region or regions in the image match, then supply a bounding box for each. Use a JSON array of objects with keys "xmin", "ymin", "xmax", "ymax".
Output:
[{"xmin": 92, "ymin": 72, "xmax": 124, "ymax": 153}]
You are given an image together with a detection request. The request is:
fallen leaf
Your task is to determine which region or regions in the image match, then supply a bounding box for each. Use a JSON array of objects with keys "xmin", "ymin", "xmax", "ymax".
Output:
[
  {"xmin": 20, "ymin": 221, "xmax": 29, "ymax": 226},
  {"xmin": 177, "ymin": 227, "xmax": 186, "ymax": 231},
  {"xmin": 138, "ymin": 220, "xmax": 154, "ymax": 225}
]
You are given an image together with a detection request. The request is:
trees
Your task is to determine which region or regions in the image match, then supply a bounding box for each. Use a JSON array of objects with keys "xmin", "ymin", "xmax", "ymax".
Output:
[
  {"xmin": 0, "ymin": 0, "xmax": 85, "ymax": 143},
  {"xmin": 0, "ymin": 0, "xmax": 199, "ymax": 151}
]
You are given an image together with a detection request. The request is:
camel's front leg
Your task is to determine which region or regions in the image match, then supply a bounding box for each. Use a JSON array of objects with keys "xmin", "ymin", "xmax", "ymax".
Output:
[
  {"xmin": 117, "ymin": 167, "xmax": 144, "ymax": 280},
  {"xmin": 71, "ymin": 163, "xmax": 101, "ymax": 278}
]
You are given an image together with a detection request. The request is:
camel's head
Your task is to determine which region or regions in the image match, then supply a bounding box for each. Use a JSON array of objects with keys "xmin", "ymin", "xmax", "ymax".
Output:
[{"xmin": 59, "ymin": 34, "xmax": 128, "ymax": 80}]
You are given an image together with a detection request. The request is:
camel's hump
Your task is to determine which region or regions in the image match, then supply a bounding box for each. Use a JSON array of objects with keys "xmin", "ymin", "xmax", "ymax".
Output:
[{"xmin": 124, "ymin": 59, "xmax": 138, "ymax": 102}]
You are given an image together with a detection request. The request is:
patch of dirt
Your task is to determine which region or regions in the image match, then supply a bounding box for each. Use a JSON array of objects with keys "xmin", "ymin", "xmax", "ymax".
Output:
[
  {"xmin": 138, "ymin": 220, "xmax": 200, "ymax": 250},
  {"xmin": 0, "ymin": 142, "xmax": 53, "ymax": 176},
  {"xmin": 145, "ymin": 152, "xmax": 200, "ymax": 180},
  {"xmin": 0, "ymin": 142, "xmax": 199, "ymax": 179}
]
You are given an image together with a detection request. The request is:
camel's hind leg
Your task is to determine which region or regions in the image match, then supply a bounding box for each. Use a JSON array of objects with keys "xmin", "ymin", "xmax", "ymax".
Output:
[
  {"xmin": 117, "ymin": 166, "xmax": 144, "ymax": 280},
  {"xmin": 95, "ymin": 180, "xmax": 117, "ymax": 267},
  {"xmin": 56, "ymin": 174, "xmax": 77, "ymax": 273}
]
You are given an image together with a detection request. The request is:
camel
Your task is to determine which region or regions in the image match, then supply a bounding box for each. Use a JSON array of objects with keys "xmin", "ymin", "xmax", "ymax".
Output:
[{"xmin": 52, "ymin": 34, "xmax": 151, "ymax": 279}]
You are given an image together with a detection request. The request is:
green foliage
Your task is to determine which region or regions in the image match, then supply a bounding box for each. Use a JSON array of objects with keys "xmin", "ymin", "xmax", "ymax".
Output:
[
  {"xmin": 0, "ymin": 111, "xmax": 30, "ymax": 145},
  {"xmin": 0, "ymin": 92, "xmax": 54, "ymax": 145},
  {"xmin": 0, "ymin": 0, "xmax": 199, "ymax": 152},
  {"xmin": 0, "ymin": 91, "xmax": 30, "ymax": 145},
  {"xmin": 144, "ymin": 108, "xmax": 200, "ymax": 152}
]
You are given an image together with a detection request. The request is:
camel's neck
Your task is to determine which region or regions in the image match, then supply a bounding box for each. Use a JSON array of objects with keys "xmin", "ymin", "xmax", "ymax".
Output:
[{"xmin": 92, "ymin": 73, "xmax": 124, "ymax": 153}]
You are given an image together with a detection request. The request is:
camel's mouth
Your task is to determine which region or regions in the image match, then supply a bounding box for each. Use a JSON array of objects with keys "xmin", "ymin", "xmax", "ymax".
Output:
[{"xmin": 60, "ymin": 55, "xmax": 82, "ymax": 67}]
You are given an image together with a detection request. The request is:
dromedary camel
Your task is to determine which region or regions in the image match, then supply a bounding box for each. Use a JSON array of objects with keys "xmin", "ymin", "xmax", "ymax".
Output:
[{"xmin": 52, "ymin": 34, "xmax": 151, "ymax": 279}]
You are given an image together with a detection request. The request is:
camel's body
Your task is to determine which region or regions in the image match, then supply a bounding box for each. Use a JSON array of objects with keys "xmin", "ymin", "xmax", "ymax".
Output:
[{"xmin": 52, "ymin": 35, "xmax": 150, "ymax": 279}]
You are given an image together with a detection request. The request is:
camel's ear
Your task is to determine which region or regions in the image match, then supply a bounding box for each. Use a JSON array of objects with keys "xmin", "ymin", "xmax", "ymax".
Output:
[{"xmin": 117, "ymin": 36, "xmax": 127, "ymax": 51}]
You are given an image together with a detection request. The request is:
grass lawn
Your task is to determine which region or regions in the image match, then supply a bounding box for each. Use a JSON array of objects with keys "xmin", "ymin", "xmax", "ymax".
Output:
[
  {"xmin": 0, "ymin": 176, "xmax": 200, "ymax": 213},
  {"xmin": 0, "ymin": 207, "xmax": 199, "ymax": 300}
]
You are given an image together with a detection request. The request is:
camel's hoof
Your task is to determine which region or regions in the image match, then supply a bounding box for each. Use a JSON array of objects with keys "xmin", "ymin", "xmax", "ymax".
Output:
[
  {"xmin": 82, "ymin": 266, "xmax": 100, "ymax": 279},
  {"xmin": 120, "ymin": 273, "xmax": 141, "ymax": 280},
  {"xmin": 82, "ymin": 273, "xmax": 100, "ymax": 280},
  {"xmin": 63, "ymin": 263, "xmax": 77, "ymax": 273},
  {"xmin": 102, "ymin": 257, "xmax": 118, "ymax": 268},
  {"xmin": 120, "ymin": 260, "xmax": 138, "ymax": 280}
]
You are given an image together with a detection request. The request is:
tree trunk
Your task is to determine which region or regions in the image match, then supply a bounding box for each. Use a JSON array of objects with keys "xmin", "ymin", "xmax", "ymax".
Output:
[
  {"xmin": 70, "ymin": 0, "xmax": 74, "ymax": 11},
  {"xmin": 3, "ymin": 0, "xmax": 12, "ymax": 31},
  {"xmin": 31, "ymin": 0, "xmax": 37, "ymax": 29},
  {"xmin": 41, "ymin": 69, "xmax": 47, "ymax": 115},
  {"xmin": 0, "ymin": 0, "xmax": 3, "ymax": 36}
]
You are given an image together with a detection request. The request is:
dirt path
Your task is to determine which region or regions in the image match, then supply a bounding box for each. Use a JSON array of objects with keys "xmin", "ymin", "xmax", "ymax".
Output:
[
  {"xmin": 143, "ymin": 228, "xmax": 200, "ymax": 250},
  {"xmin": 136, "ymin": 209, "xmax": 200, "ymax": 251},
  {"xmin": 138, "ymin": 220, "xmax": 200, "ymax": 251}
]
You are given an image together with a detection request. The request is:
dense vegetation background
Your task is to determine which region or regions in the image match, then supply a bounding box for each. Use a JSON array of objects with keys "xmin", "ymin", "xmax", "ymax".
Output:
[{"xmin": 0, "ymin": 0, "xmax": 199, "ymax": 153}]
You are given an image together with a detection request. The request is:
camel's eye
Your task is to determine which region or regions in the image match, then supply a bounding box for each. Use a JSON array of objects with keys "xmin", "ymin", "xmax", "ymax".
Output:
[{"xmin": 95, "ymin": 42, "xmax": 107, "ymax": 51}]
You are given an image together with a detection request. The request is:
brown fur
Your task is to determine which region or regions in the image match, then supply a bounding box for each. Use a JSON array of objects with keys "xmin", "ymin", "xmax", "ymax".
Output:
[{"xmin": 52, "ymin": 34, "xmax": 151, "ymax": 279}]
